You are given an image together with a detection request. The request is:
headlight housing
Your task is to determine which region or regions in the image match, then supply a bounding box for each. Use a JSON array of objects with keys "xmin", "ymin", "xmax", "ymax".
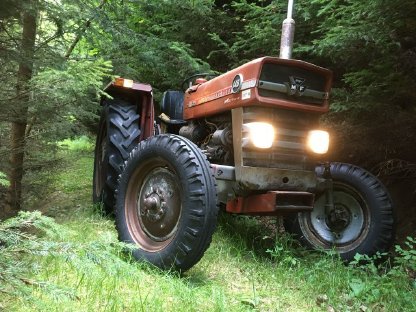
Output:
[
  {"xmin": 244, "ymin": 122, "xmax": 275, "ymax": 149},
  {"xmin": 307, "ymin": 130, "xmax": 329, "ymax": 154}
]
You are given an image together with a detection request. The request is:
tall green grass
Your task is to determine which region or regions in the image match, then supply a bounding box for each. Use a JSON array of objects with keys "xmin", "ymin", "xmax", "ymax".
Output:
[{"xmin": 1, "ymin": 136, "xmax": 415, "ymax": 311}]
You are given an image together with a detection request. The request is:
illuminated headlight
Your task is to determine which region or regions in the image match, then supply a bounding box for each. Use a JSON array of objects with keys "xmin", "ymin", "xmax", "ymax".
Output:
[
  {"xmin": 244, "ymin": 122, "xmax": 275, "ymax": 149},
  {"xmin": 307, "ymin": 130, "xmax": 329, "ymax": 154}
]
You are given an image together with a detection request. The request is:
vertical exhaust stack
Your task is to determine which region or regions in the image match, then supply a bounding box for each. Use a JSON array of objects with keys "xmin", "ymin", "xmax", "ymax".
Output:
[{"xmin": 279, "ymin": 0, "xmax": 295, "ymax": 59}]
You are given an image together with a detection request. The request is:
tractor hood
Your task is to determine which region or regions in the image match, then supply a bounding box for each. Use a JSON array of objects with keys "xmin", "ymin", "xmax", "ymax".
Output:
[{"xmin": 183, "ymin": 57, "xmax": 332, "ymax": 120}]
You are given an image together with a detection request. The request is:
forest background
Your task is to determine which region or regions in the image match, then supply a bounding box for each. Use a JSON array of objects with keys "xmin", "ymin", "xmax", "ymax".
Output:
[{"xmin": 0, "ymin": 0, "xmax": 415, "ymax": 238}]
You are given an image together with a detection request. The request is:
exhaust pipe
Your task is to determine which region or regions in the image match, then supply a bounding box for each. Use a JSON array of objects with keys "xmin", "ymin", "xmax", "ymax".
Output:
[{"xmin": 279, "ymin": 0, "xmax": 295, "ymax": 59}]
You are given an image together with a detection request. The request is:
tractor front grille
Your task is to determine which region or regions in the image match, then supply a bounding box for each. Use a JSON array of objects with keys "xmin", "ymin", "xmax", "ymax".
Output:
[
  {"xmin": 241, "ymin": 107, "xmax": 319, "ymax": 170},
  {"xmin": 258, "ymin": 63, "xmax": 329, "ymax": 107}
]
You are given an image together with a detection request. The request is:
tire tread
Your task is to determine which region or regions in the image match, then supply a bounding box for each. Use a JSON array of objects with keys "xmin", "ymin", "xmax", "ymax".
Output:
[
  {"xmin": 115, "ymin": 134, "xmax": 218, "ymax": 271},
  {"xmin": 285, "ymin": 162, "xmax": 394, "ymax": 260},
  {"xmin": 93, "ymin": 100, "xmax": 140, "ymax": 215}
]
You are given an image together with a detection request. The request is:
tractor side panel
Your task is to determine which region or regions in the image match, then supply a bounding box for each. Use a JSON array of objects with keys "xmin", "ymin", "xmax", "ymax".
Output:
[{"xmin": 183, "ymin": 59, "xmax": 262, "ymax": 120}]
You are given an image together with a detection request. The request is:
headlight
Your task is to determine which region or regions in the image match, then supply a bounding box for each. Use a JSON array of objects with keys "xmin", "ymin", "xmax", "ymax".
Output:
[
  {"xmin": 307, "ymin": 130, "xmax": 329, "ymax": 154},
  {"xmin": 244, "ymin": 122, "xmax": 275, "ymax": 149}
]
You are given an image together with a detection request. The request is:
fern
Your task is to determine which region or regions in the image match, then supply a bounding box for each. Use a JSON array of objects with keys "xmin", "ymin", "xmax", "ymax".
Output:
[{"xmin": 0, "ymin": 211, "xmax": 133, "ymax": 308}]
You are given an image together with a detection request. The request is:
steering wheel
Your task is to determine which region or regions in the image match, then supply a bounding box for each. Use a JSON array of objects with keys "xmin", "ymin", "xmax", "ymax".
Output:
[{"xmin": 181, "ymin": 73, "xmax": 218, "ymax": 92}]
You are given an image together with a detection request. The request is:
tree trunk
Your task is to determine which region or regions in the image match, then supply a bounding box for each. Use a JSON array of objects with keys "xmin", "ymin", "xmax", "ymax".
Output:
[{"xmin": 5, "ymin": 2, "xmax": 38, "ymax": 218}]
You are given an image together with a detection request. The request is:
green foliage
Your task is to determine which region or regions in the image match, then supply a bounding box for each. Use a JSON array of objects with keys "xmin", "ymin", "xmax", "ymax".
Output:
[
  {"xmin": 212, "ymin": 0, "xmax": 416, "ymax": 112},
  {"xmin": 0, "ymin": 211, "xmax": 65, "ymax": 299},
  {"xmin": 56, "ymin": 136, "xmax": 94, "ymax": 152},
  {"xmin": 228, "ymin": 0, "xmax": 284, "ymax": 64},
  {"xmin": 33, "ymin": 58, "xmax": 113, "ymax": 99},
  {"xmin": 124, "ymin": 0, "xmax": 235, "ymax": 72},
  {"xmin": 395, "ymin": 236, "xmax": 416, "ymax": 271},
  {"xmin": 298, "ymin": 0, "xmax": 416, "ymax": 110},
  {"xmin": 0, "ymin": 210, "xmax": 133, "ymax": 308},
  {"xmin": 85, "ymin": 1, "xmax": 213, "ymax": 94},
  {"xmin": 266, "ymin": 233, "xmax": 300, "ymax": 268},
  {"xmin": 0, "ymin": 171, "xmax": 9, "ymax": 187},
  {"xmin": 30, "ymin": 58, "xmax": 113, "ymax": 134},
  {"xmin": 0, "ymin": 0, "xmax": 117, "ymax": 207},
  {"xmin": 346, "ymin": 241, "xmax": 416, "ymax": 308}
]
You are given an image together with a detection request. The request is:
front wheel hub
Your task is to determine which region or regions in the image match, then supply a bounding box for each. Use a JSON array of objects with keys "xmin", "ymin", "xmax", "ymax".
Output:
[
  {"xmin": 141, "ymin": 193, "xmax": 165, "ymax": 222},
  {"xmin": 327, "ymin": 204, "xmax": 351, "ymax": 232},
  {"xmin": 310, "ymin": 186, "xmax": 366, "ymax": 245},
  {"xmin": 137, "ymin": 168, "xmax": 181, "ymax": 242}
]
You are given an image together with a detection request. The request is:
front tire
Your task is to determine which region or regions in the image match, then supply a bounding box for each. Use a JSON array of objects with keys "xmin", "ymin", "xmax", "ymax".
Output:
[
  {"xmin": 285, "ymin": 163, "xmax": 394, "ymax": 260},
  {"xmin": 115, "ymin": 134, "xmax": 218, "ymax": 271}
]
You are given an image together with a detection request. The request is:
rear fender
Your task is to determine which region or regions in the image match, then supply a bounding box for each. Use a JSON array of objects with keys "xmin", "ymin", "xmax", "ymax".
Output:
[{"xmin": 102, "ymin": 78, "xmax": 154, "ymax": 140}]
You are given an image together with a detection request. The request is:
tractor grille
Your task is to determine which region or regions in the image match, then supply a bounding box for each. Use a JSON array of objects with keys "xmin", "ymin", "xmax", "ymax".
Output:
[
  {"xmin": 241, "ymin": 107, "xmax": 319, "ymax": 170},
  {"xmin": 258, "ymin": 63, "xmax": 329, "ymax": 106}
]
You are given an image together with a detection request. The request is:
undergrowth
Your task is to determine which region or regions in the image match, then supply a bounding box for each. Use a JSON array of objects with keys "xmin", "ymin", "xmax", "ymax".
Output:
[{"xmin": 0, "ymin": 136, "xmax": 415, "ymax": 311}]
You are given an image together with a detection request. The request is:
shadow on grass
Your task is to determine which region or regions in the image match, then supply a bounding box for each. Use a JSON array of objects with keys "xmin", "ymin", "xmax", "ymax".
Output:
[{"xmin": 216, "ymin": 212, "xmax": 281, "ymax": 261}]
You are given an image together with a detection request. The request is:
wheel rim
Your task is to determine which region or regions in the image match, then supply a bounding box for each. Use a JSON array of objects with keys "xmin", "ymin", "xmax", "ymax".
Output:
[
  {"xmin": 300, "ymin": 182, "xmax": 370, "ymax": 250},
  {"xmin": 125, "ymin": 158, "xmax": 182, "ymax": 252}
]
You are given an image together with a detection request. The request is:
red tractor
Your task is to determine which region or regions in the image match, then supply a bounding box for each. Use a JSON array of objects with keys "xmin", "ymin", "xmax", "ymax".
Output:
[{"xmin": 93, "ymin": 2, "xmax": 394, "ymax": 271}]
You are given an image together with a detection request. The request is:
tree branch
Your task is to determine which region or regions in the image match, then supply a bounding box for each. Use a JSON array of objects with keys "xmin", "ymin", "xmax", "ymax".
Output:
[
  {"xmin": 64, "ymin": 0, "xmax": 107, "ymax": 58},
  {"xmin": 35, "ymin": 17, "xmax": 63, "ymax": 51},
  {"xmin": 0, "ymin": 22, "xmax": 20, "ymax": 47},
  {"xmin": 25, "ymin": 116, "xmax": 37, "ymax": 138}
]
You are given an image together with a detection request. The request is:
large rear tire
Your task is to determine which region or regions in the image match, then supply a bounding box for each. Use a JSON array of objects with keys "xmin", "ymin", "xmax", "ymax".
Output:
[
  {"xmin": 115, "ymin": 134, "xmax": 218, "ymax": 271},
  {"xmin": 285, "ymin": 163, "xmax": 394, "ymax": 261},
  {"xmin": 93, "ymin": 100, "xmax": 140, "ymax": 215}
]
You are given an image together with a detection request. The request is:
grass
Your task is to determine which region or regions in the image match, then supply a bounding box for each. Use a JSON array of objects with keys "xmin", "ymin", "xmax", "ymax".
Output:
[{"xmin": 1, "ymin": 137, "xmax": 415, "ymax": 311}]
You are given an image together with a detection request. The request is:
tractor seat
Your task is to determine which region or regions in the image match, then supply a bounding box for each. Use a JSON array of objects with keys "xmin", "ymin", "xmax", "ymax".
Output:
[{"xmin": 160, "ymin": 91, "xmax": 186, "ymax": 125}]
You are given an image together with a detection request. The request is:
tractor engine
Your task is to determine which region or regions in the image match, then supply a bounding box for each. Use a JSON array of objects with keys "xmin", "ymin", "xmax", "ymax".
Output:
[{"xmin": 179, "ymin": 115, "xmax": 233, "ymax": 165}]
